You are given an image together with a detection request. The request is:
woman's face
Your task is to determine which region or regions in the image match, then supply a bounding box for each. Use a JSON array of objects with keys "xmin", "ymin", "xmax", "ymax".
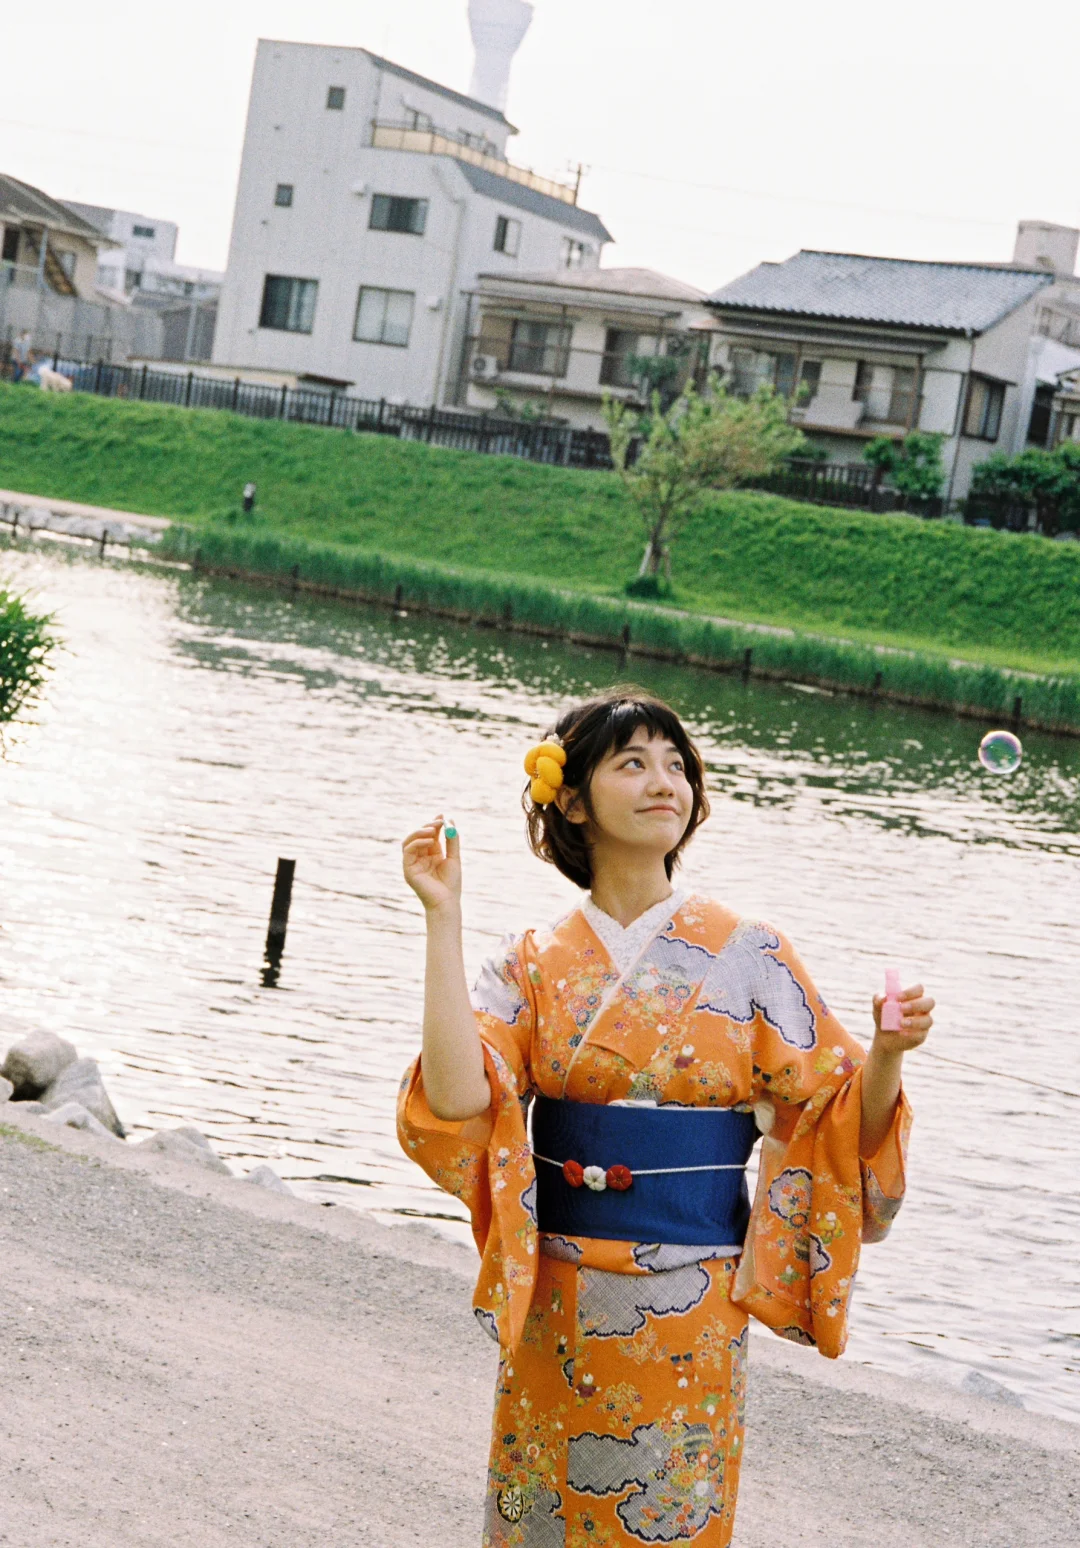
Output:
[{"xmin": 571, "ymin": 731, "xmax": 694, "ymax": 858}]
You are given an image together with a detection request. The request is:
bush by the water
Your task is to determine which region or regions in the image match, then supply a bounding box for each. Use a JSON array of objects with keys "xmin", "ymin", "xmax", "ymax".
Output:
[
  {"xmin": 0, "ymin": 584, "xmax": 53, "ymax": 725},
  {"xmin": 2, "ymin": 385, "xmax": 1080, "ymax": 673}
]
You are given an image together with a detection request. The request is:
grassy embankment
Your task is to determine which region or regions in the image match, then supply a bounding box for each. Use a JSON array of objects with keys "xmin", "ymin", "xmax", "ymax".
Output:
[{"xmin": 2, "ymin": 385, "xmax": 1080, "ymax": 729}]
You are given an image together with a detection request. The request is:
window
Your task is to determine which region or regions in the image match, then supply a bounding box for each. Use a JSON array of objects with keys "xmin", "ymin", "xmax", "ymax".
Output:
[
  {"xmin": 854, "ymin": 360, "xmax": 917, "ymax": 425},
  {"xmin": 2, "ymin": 227, "xmax": 20, "ymax": 264},
  {"xmin": 459, "ymin": 128, "xmax": 496, "ymax": 153},
  {"xmin": 730, "ymin": 348, "xmax": 797, "ymax": 398},
  {"xmin": 494, "ymin": 215, "xmax": 521, "ymax": 256},
  {"xmin": 798, "ymin": 360, "xmax": 822, "ymax": 401},
  {"xmin": 508, "ymin": 319, "xmax": 571, "ymax": 376},
  {"xmin": 369, "ymin": 195, "xmax": 428, "ymax": 235},
  {"xmin": 773, "ymin": 353, "xmax": 797, "ymax": 399},
  {"xmin": 562, "ymin": 237, "xmax": 587, "ymax": 269},
  {"xmin": 132, "ymin": 224, "xmax": 155, "ymax": 239},
  {"xmin": 353, "ymin": 286, "xmax": 415, "ymax": 347},
  {"xmin": 326, "ymin": 86, "xmax": 345, "ymax": 110},
  {"xmin": 599, "ymin": 328, "xmax": 641, "ymax": 388},
  {"xmin": 1027, "ymin": 384, "xmax": 1055, "ymax": 447},
  {"xmin": 274, "ymin": 184, "xmax": 294, "ymax": 208},
  {"xmin": 403, "ymin": 108, "xmax": 433, "ymax": 131},
  {"xmin": 259, "ymin": 274, "xmax": 318, "ymax": 333},
  {"xmin": 963, "ymin": 375, "xmax": 1005, "ymax": 440}
]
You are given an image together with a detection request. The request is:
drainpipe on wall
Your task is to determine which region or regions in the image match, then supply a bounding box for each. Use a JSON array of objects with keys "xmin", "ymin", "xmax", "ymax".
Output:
[
  {"xmin": 943, "ymin": 335, "xmax": 975, "ymax": 510},
  {"xmin": 33, "ymin": 221, "xmax": 49, "ymax": 338},
  {"xmin": 430, "ymin": 162, "xmax": 467, "ymax": 406}
]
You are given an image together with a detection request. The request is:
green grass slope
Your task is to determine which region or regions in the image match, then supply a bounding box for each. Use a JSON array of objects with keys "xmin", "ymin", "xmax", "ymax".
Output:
[{"xmin": 2, "ymin": 384, "xmax": 1078, "ymax": 674}]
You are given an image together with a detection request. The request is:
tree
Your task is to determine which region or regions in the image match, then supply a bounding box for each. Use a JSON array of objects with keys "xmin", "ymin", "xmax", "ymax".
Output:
[
  {"xmin": 864, "ymin": 432, "xmax": 946, "ymax": 501},
  {"xmin": 603, "ymin": 377, "xmax": 805, "ymax": 586}
]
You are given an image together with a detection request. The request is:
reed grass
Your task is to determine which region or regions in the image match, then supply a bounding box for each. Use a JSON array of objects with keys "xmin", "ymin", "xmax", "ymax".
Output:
[{"xmin": 160, "ymin": 524, "xmax": 1080, "ymax": 735}]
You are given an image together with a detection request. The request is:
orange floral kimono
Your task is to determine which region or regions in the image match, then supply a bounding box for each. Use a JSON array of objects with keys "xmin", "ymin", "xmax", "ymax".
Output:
[{"xmin": 398, "ymin": 891, "xmax": 911, "ymax": 1547}]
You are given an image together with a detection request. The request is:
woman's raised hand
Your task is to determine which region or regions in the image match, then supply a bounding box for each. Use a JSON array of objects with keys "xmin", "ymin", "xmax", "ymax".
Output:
[
  {"xmin": 402, "ymin": 817, "xmax": 461, "ymax": 913},
  {"xmin": 872, "ymin": 983, "xmax": 935, "ymax": 1053}
]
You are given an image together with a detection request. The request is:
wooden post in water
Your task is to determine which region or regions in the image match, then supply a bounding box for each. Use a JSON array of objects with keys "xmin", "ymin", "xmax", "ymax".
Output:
[{"xmin": 262, "ymin": 858, "xmax": 296, "ymax": 987}]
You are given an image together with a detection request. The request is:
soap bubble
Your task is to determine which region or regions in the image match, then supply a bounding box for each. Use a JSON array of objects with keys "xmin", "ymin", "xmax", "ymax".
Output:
[{"xmin": 977, "ymin": 729, "xmax": 1023, "ymax": 776}]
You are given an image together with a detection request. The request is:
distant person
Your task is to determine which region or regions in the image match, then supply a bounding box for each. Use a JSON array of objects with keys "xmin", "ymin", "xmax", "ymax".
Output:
[
  {"xmin": 11, "ymin": 331, "xmax": 32, "ymax": 383},
  {"xmin": 399, "ymin": 686, "xmax": 932, "ymax": 1547}
]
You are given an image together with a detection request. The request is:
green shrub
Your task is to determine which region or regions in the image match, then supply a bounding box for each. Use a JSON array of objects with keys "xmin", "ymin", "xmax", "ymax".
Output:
[
  {"xmin": 968, "ymin": 443, "xmax": 1080, "ymax": 534},
  {"xmin": 864, "ymin": 431, "xmax": 946, "ymax": 500},
  {"xmin": 0, "ymin": 585, "xmax": 54, "ymax": 726}
]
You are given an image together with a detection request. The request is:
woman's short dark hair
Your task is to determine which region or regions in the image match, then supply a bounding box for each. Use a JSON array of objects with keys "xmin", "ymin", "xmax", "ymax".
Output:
[{"xmin": 524, "ymin": 686, "xmax": 710, "ymax": 890}]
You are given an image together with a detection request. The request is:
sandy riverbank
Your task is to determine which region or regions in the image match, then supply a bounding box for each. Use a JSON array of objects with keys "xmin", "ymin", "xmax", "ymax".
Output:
[{"xmin": 0, "ymin": 1106, "xmax": 1075, "ymax": 1548}]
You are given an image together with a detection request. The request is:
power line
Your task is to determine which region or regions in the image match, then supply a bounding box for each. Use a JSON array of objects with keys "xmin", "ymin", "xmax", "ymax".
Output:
[
  {"xmin": 0, "ymin": 114, "xmax": 229, "ymax": 157},
  {"xmin": 583, "ymin": 159, "xmax": 1018, "ymax": 231},
  {"xmin": 4, "ymin": 110, "xmax": 1022, "ymax": 236}
]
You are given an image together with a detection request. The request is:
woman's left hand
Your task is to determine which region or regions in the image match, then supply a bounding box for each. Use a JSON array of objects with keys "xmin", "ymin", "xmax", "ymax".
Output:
[{"xmin": 871, "ymin": 984, "xmax": 934, "ymax": 1054}]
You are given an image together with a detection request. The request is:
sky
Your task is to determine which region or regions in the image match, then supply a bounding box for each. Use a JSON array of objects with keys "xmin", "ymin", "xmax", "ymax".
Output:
[{"xmin": 4, "ymin": 1, "xmax": 1080, "ymax": 291}]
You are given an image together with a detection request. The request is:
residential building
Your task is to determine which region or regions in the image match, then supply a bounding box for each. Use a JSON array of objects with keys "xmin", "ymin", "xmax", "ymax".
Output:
[
  {"xmin": 60, "ymin": 203, "xmax": 222, "ymax": 363},
  {"xmin": 212, "ymin": 40, "xmax": 611, "ymax": 402},
  {"xmin": 1, "ymin": 172, "xmax": 113, "ymax": 326},
  {"xmin": 461, "ymin": 266, "xmax": 712, "ymax": 428},
  {"xmin": 705, "ymin": 222, "xmax": 1080, "ymax": 501},
  {"xmin": 62, "ymin": 202, "xmax": 222, "ymax": 303},
  {"xmin": 1, "ymin": 172, "xmax": 211, "ymax": 362}
]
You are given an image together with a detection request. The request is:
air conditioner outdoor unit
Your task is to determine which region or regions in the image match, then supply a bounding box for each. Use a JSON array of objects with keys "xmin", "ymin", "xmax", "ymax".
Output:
[{"xmin": 471, "ymin": 354, "xmax": 500, "ymax": 379}]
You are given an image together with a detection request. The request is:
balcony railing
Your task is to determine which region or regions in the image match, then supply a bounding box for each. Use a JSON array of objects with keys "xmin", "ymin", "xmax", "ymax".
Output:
[
  {"xmin": 1, "ymin": 260, "xmax": 46, "ymax": 291},
  {"xmin": 370, "ymin": 122, "xmax": 578, "ymax": 206}
]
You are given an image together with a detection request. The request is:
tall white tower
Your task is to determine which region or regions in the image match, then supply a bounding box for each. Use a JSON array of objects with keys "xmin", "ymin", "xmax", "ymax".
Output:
[{"xmin": 468, "ymin": 0, "xmax": 534, "ymax": 114}]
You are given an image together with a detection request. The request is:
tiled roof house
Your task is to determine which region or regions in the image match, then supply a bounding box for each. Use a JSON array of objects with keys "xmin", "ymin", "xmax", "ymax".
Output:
[{"xmin": 705, "ymin": 235, "xmax": 1080, "ymax": 502}]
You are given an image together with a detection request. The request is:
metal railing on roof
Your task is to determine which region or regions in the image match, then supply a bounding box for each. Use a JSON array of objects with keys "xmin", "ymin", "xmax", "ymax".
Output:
[{"xmin": 370, "ymin": 122, "xmax": 578, "ymax": 206}]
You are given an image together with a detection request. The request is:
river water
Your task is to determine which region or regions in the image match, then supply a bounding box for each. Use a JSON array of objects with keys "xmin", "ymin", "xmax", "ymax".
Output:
[{"xmin": 2, "ymin": 540, "xmax": 1079, "ymax": 1424}]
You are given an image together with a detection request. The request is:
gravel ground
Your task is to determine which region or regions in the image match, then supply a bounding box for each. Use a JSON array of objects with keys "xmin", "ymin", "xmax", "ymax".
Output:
[{"xmin": 0, "ymin": 1109, "xmax": 1075, "ymax": 1547}]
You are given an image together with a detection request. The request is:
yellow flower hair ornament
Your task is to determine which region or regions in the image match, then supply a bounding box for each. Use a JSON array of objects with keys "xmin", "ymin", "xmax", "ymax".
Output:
[{"xmin": 524, "ymin": 740, "xmax": 567, "ymax": 806}]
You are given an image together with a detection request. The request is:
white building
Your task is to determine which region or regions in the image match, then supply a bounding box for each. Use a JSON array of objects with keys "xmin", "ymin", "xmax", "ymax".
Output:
[
  {"xmin": 462, "ymin": 267, "xmax": 712, "ymax": 429},
  {"xmin": 212, "ymin": 40, "xmax": 612, "ymax": 400},
  {"xmin": 705, "ymin": 221, "xmax": 1080, "ymax": 502},
  {"xmin": 61, "ymin": 204, "xmax": 220, "ymax": 301}
]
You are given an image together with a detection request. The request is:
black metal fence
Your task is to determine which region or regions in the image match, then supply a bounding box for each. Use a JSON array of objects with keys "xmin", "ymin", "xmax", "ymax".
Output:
[
  {"xmin": 37, "ymin": 353, "xmax": 615, "ymax": 470},
  {"xmin": 755, "ymin": 459, "xmax": 942, "ymax": 517}
]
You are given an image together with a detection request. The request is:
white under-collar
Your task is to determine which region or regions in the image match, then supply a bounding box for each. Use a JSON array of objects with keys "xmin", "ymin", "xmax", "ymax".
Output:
[{"xmin": 582, "ymin": 886, "xmax": 688, "ymax": 974}]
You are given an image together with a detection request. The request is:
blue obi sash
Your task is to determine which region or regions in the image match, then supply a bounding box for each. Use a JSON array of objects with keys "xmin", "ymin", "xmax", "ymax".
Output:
[{"xmin": 531, "ymin": 1095, "xmax": 758, "ymax": 1248}]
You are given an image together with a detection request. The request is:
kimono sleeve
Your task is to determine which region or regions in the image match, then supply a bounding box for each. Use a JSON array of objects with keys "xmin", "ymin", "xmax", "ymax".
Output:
[
  {"xmin": 730, "ymin": 925, "xmax": 912, "ymax": 1358},
  {"xmin": 396, "ymin": 933, "xmax": 541, "ymax": 1351}
]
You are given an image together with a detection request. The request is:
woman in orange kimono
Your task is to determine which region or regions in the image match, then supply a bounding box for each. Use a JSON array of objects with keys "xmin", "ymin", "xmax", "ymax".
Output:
[{"xmin": 399, "ymin": 688, "xmax": 932, "ymax": 1547}]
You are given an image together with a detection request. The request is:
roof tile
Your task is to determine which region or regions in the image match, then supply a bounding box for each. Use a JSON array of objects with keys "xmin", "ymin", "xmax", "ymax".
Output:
[{"xmin": 708, "ymin": 249, "xmax": 1053, "ymax": 334}]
